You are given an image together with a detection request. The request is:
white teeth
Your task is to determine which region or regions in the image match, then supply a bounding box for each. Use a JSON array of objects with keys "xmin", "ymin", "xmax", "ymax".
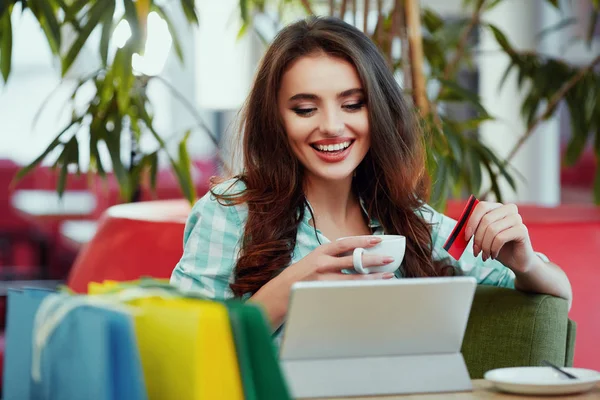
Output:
[{"xmin": 315, "ymin": 141, "xmax": 351, "ymax": 152}]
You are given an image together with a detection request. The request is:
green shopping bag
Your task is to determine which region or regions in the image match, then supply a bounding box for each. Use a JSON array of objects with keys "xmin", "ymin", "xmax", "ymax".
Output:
[{"xmin": 225, "ymin": 301, "xmax": 292, "ymax": 400}]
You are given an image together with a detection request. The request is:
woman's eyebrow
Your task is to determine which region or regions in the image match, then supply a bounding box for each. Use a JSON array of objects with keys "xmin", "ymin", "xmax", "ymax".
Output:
[
  {"xmin": 337, "ymin": 88, "xmax": 363, "ymax": 98},
  {"xmin": 288, "ymin": 88, "xmax": 363, "ymax": 102}
]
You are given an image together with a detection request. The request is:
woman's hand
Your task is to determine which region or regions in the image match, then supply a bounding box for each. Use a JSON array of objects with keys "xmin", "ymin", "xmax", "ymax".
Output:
[
  {"xmin": 250, "ymin": 236, "xmax": 395, "ymax": 330},
  {"xmin": 464, "ymin": 202, "xmax": 538, "ymax": 273},
  {"xmin": 279, "ymin": 236, "xmax": 395, "ymax": 283}
]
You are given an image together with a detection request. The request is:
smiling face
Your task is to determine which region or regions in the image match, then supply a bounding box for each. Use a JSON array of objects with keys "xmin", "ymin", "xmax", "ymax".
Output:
[{"xmin": 277, "ymin": 52, "xmax": 370, "ymax": 185}]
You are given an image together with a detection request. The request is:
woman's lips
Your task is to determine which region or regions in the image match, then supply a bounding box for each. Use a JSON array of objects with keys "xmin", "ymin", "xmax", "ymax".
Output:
[{"xmin": 311, "ymin": 141, "xmax": 354, "ymax": 163}]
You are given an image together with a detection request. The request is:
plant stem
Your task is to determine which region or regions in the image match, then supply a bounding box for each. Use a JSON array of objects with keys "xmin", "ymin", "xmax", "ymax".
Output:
[
  {"xmin": 397, "ymin": 0, "xmax": 411, "ymax": 91},
  {"xmin": 404, "ymin": 0, "xmax": 429, "ymax": 115},
  {"xmin": 340, "ymin": 0, "xmax": 348, "ymax": 18},
  {"xmin": 300, "ymin": 0, "xmax": 314, "ymax": 15},
  {"xmin": 505, "ymin": 54, "xmax": 600, "ymax": 164},
  {"xmin": 363, "ymin": 0, "xmax": 369, "ymax": 33},
  {"xmin": 442, "ymin": 0, "xmax": 485, "ymax": 81}
]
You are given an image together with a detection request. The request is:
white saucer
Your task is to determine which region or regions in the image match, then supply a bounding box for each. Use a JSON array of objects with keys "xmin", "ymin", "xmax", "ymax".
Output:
[{"xmin": 484, "ymin": 367, "xmax": 600, "ymax": 395}]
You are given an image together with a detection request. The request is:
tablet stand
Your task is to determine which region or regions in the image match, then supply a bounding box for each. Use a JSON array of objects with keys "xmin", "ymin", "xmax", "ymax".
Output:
[{"xmin": 281, "ymin": 352, "xmax": 472, "ymax": 398}]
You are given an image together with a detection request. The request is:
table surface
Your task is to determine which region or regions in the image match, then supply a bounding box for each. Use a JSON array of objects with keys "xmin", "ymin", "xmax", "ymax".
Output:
[
  {"xmin": 60, "ymin": 220, "xmax": 98, "ymax": 246},
  {"xmin": 11, "ymin": 189, "xmax": 97, "ymax": 219},
  {"xmin": 310, "ymin": 380, "xmax": 600, "ymax": 399}
]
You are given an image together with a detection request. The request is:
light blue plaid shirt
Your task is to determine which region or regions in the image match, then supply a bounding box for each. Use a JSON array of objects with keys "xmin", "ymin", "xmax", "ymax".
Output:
[{"xmin": 171, "ymin": 179, "xmax": 518, "ymax": 303}]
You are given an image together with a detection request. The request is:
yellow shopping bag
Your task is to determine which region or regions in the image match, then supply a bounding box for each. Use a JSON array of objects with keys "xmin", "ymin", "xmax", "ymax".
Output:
[
  {"xmin": 87, "ymin": 279, "xmax": 171, "ymax": 295},
  {"xmin": 130, "ymin": 296, "xmax": 244, "ymax": 400}
]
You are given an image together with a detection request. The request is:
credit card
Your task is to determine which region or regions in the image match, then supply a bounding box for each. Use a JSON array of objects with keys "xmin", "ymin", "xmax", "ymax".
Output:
[{"xmin": 443, "ymin": 195, "xmax": 479, "ymax": 260}]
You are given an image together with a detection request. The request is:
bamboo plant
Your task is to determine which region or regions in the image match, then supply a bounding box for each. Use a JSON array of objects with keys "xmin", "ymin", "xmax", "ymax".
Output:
[
  {"xmin": 240, "ymin": 0, "xmax": 600, "ymax": 207},
  {"xmin": 0, "ymin": 0, "xmax": 208, "ymax": 204}
]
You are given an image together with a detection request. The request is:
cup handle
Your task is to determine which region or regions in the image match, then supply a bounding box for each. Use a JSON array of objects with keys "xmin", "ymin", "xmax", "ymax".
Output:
[{"xmin": 353, "ymin": 247, "xmax": 368, "ymax": 274}]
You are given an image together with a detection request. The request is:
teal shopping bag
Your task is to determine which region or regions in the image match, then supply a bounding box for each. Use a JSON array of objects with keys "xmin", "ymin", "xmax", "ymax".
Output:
[
  {"xmin": 2, "ymin": 288, "xmax": 54, "ymax": 400},
  {"xmin": 30, "ymin": 297, "xmax": 147, "ymax": 400}
]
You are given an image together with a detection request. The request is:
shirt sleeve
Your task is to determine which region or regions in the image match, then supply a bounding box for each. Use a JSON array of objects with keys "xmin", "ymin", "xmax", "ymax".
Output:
[
  {"xmin": 419, "ymin": 204, "xmax": 516, "ymax": 289},
  {"xmin": 170, "ymin": 180, "xmax": 247, "ymax": 300}
]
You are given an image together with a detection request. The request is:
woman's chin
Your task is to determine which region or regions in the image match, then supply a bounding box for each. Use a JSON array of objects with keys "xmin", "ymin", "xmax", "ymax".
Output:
[{"xmin": 307, "ymin": 166, "xmax": 357, "ymax": 183}]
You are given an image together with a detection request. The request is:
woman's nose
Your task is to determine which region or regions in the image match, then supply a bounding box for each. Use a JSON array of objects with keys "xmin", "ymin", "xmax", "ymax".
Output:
[{"xmin": 319, "ymin": 108, "xmax": 344, "ymax": 136}]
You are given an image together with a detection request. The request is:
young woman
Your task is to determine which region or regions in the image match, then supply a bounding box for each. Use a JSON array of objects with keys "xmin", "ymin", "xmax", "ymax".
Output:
[{"xmin": 171, "ymin": 16, "xmax": 572, "ymax": 334}]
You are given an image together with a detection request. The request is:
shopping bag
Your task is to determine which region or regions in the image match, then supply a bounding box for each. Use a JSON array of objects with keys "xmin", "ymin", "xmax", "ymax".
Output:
[
  {"xmin": 30, "ymin": 294, "xmax": 147, "ymax": 400},
  {"xmin": 2, "ymin": 288, "xmax": 54, "ymax": 400},
  {"xmin": 225, "ymin": 300, "xmax": 292, "ymax": 400},
  {"xmin": 131, "ymin": 297, "xmax": 244, "ymax": 400}
]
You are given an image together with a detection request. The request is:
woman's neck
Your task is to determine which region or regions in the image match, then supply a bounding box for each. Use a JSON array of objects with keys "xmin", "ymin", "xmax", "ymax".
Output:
[{"xmin": 303, "ymin": 175, "xmax": 357, "ymax": 224}]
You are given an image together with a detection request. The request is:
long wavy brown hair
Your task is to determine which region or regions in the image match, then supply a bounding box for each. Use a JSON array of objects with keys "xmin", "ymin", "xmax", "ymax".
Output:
[{"xmin": 215, "ymin": 16, "xmax": 451, "ymax": 297}]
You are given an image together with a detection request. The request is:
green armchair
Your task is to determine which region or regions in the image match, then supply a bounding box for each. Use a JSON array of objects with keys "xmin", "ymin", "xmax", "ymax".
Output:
[{"xmin": 462, "ymin": 285, "xmax": 576, "ymax": 379}]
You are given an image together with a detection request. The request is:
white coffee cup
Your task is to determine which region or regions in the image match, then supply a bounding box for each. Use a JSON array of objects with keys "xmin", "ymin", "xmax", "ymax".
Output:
[{"xmin": 337, "ymin": 235, "xmax": 406, "ymax": 274}]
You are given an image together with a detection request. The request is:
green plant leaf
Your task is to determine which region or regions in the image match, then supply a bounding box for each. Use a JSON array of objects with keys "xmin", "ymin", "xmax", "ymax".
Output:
[
  {"xmin": 422, "ymin": 7, "xmax": 444, "ymax": 33},
  {"xmin": 14, "ymin": 117, "xmax": 83, "ymax": 184},
  {"xmin": 478, "ymin": 145, "xmax": 517, "ymax": 192},
  {"xmin": 148, "ymin": 151, "xmax": 158, "ymax": 193},
  {"xmin": 466, "ymin": 144, "xmax": 482, "ymax": 195},
  {"xmin": 587, "ymin": 8, "xmax": 598, "ymax": 48},
  {"xmin": 564, "ymin": 130, "xmax": 588, "ymax": 167},
  {"xmin": 0, "ymin": 2, "xmax": 9, "ymax": 17},
  {"xmin": 430, "ymin": 158, "xmax": 450, "ymax": 211},
  {"xmin": 437, "ymin": 78, "xmax": 492, "ymax": 118},
  {"xmin": 486, "ymin": 23, "xmax": 515, "ymax": 55},
  {"xmin": 173, "ymin": 130, "xmax": 197, "ymax": 204},
  {"xmin": 536, "ymin": 17, "xmax": 577, "ymax": 40},
  {"xmin": 113, "ymin": 46, "xmax": 134, "ymax": 114},
  {"xmin": 0, "ymin": 9, "xmax": 12, "ymax": 82},
  {"xmin": 180, "ymin": 0, "xmax": 199, "ymax": 25},
  {"xmin": 56, "ymin": 135, "xmax": 79, "ymax": 197},
  {"xmin": 34, "ymin": 0, "xmax": 61, "ymax": 54},
  {"xmin": 63, "ymin": 0, "xmax": 88, "ymax": 23},
  {"xmin": 103, "ymin": 117, "xmax": 132, "ymax": 201},
  {"xmin": 62, "ymin": 0, "xmax": 105, "ymax": 75},
  {"xmin": 89, "ymin": 135, "xmax": 106, "ymax": 178},
  {"xmin": 153, "ymin": 4, "xmax": 184, "ymax": 62},
  {"xmin": 422, "ymin": 37, "xmax": 447, "ymax": 74},
  {"xmin": 123, "ymin": 0, "xmax": 143, "ymax": 53},
  {"xmin": 480, "ymin": 158, "xmax": 503, "ymax": 202},
  {"xmin": 100, "ymin": 1, "xmax": 115, "ymax": 67},
  {"xmin": 239, "ymin": 0, "xmax": 249, "ymax": 23},
  {"xmin": 237, "ymin": 21, "xmax": 249, "ymax": 40},
  {"xmin": 544, "ymin": 0, "xmax": 560, "ymax": 9}
]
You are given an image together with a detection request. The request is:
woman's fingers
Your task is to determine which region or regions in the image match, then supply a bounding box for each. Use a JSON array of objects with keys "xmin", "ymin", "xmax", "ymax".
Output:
[
  {"xmin": 323, "ymin": 236, "xmax": 382, "ymax": 256},
  {"xmin": 478, "ymin": 214, "xmax": 522, "ymax": 260},
  {"xmin": 470, "ymin": 203, "xmax": 519, "ymax": 256},
  {"xmin": 316, "ymin": 254, "xmax": 395, "ymax": 273}
]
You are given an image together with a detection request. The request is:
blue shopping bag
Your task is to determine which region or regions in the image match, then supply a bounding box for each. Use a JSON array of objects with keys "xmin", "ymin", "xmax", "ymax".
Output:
[
  {"xmin": 2, "ymin": 288, "xmax": 55, "ymax": 400},
  {"xmin": 30, "ymin": 295, "xmax": 147, "ymax": 400}
]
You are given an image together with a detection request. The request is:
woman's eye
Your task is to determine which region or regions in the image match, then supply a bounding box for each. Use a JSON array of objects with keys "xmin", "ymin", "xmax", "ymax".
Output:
[
  {"xmin": 343, "ymin": 101, "xmax": 365, "ymax": 111},
  {"xmin": 292, "ymin": 108, "xmax": 317, "ymax": 116}
]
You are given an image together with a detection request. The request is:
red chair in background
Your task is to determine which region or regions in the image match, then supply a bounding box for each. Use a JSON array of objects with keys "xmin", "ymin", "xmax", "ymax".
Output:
[
  {"xmin": 446, "ymin": 201, "xmax": 600, "ymax": 371},
  {"xmin": 67, "ymin": 199, "xmax": 192, "ymax": 293}
]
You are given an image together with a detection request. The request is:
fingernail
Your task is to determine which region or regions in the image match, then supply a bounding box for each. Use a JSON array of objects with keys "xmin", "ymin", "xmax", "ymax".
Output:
[
  {"xmin": 383, "ymin": 257, "xmax": 395, "ymax": 264},
  {"xmin": 473, "ymin": 244, "xmax": 480, "ymax": 256},
  {"xmin": 465, "ymin": 227, "xmax": 473, "ymax": 241},
  {"xmin": 370, "ymin": 237, "xmax": 382, "ymax": 244},
  {"xmin": 482, "ymin": 253, "xmax": 488, "ymax": 261},
  {"xmin": 383, "ymin": 273, "xmax": 394, "ymax": 279}
]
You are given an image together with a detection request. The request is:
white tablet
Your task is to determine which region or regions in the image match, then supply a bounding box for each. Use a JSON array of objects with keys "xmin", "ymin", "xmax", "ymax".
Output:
[{"xmin": 280, "ymin": 277, "xmax": 477, "ymax": 398}]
